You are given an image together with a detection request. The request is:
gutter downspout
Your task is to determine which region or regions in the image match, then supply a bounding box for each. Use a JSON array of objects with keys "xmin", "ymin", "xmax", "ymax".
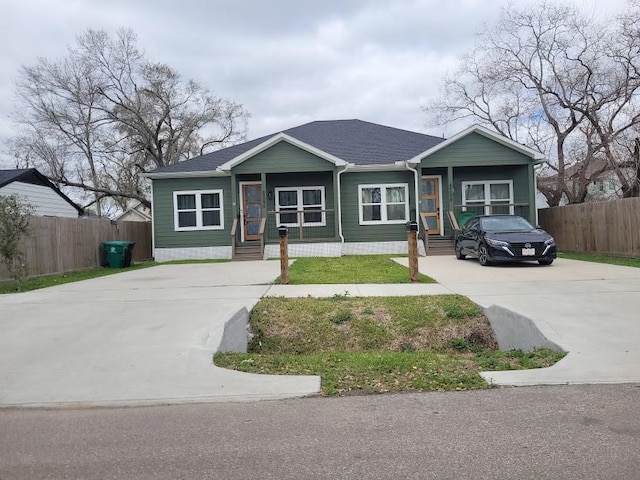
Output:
[
  {"xmin": 149, "ymin": 181, "xmax": 155, "ymax": 260},
  {"xmin": 336, "ymin": 163, "xmax": 352, "ymax": 243},
  {"xmin": 405, "ymin": 161, "xmax": 420, "ymax": 233}
]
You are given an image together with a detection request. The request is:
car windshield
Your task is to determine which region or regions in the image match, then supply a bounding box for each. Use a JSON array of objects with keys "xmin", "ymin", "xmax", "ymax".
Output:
[{"xmin": 479, "ymin": 216, "xmax": 534, "ymax": 232}]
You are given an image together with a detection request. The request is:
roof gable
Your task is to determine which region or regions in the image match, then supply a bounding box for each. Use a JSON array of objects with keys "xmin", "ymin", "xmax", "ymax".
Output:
[
  {"xmin": 409, "ymin": 124, "xmax": 546, "ymax": 164},
  {"xmin": 218, "ymin": 133, "xmax": 347, "ymax": 170}
]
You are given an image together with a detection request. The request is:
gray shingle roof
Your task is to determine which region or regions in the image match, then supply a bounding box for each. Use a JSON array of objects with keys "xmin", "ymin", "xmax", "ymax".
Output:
[
  {"xmin": 150, "ymin": 119, "xmax": 445, "ymax": 174},
  {"xmin": 0, "ymin": 169, "xmax": 34, "ymax": 188},
  {"xmin": 0, "ymin": 168, "xmax": 84, "ymax": 214}
]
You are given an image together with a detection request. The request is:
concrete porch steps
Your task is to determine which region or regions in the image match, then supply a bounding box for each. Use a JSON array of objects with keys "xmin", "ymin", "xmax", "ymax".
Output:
[
  {"xmin": 426, "ymin": 237, "xmax": 455, "ymax": 256},
  {"xmin": 233, "ymin": 243, "xmax": 263, "ymax": 261}
]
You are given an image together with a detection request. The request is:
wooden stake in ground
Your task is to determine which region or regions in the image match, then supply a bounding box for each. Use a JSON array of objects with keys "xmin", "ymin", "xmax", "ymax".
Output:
[
  {"xmin": 279, "ymin": 225, "xmax": 289, "ymax": 284},
  {"xmin": 407, "ymin": 221, "xmax": 419, "ymax": 282}
]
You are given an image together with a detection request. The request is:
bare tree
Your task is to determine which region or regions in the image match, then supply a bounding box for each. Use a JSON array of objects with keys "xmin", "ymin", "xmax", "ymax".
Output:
[
  {"xmin": 426, "ymin": 1, "xmax": 640, "ymax": 206},
  {"xmin": 9, "ymin": 29, "xmax": 249, "ymax": 214}
]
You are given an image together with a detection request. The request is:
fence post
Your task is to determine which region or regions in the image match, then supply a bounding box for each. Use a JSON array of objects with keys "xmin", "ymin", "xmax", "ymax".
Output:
[
  {"xmin": 279, "ymin": 225, "xmax": 289, "ymax": 285},
  {"xmin": 407, "ymin": 221, "xmax": 419, "ymax": 282}
]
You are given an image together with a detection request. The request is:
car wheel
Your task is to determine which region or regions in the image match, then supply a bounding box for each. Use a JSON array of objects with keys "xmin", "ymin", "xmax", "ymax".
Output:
[
  {"xmin": 538, "ymin": 258, "xmax": 554, "ymax": 266},
  {"xmin": 455, "ymin": 243, "xmax": 466, "ymax": 260},
  {"xmin": 478, "ymin": 244, "xmax": 492, "ymax": 266}
]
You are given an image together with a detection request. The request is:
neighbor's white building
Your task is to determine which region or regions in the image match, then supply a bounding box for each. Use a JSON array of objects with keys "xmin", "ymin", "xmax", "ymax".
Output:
[{"xmin": 0, "ymin": 168, "xmax": 83, "ymax": 218}]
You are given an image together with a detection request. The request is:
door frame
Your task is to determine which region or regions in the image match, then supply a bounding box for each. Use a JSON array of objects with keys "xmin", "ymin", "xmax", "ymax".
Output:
[
  {"xmin": 239, "ymin": 181, "xmax": 263, "ymax": 243},
  {"xmin": 420, "ymin": 175, "xmax": 443, "ymax": 236}
]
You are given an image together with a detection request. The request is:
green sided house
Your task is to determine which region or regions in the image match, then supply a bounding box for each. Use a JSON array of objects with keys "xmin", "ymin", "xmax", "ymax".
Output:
[{"xmin": 143, "ymin": 120, "xmax": 545, "ymax": 261}]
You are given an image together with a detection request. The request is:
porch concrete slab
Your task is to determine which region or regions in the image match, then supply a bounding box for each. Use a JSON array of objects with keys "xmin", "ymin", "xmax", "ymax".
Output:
[
  {"xmin": 0, "ymin": 263, "xmax": 320, "ymax": 407},
  {"xmin": 395, "ymin": 256, "xmax": 640, "ymax": 386},
  {"xmin": 265, "ymin": 283, "xmax": 451, "ymax": 298}
]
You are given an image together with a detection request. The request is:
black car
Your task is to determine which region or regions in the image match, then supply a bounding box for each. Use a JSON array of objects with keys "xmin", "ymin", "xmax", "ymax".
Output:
[{"xmin": 454, "ymin": 215, "xmax": 557, "ymax": 266}]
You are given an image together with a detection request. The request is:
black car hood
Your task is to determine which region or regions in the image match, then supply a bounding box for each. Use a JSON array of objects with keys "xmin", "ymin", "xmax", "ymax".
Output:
[{"xmin": 485, "ymin": 229, "xmax": 552, "ymax": 243}]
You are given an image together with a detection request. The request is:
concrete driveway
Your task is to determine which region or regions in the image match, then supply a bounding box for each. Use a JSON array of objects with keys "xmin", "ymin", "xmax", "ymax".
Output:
[
  {"xmin": 405, "ymin": 256, "xmax": 640, "ymax": 385},
  {"xmin": 0, "ymin": 262, "xmax": 319, "ymax": 407}
]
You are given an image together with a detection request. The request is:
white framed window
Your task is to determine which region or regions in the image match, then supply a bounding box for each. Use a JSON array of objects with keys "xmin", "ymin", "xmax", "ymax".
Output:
[
  {"xmin": 462, "ymin": 180, "xmax": 514, "ymax": 215},
  {"xmin": 358, "ymin": 183, "xmax": 409, "ymax": 225},
  {"xmin": 275, "ymin": 186, "xmax": 325, "ymax": 227},
  {"xmin": 173, "ymin": 190, "xmax": 224, "ymax": 231}
]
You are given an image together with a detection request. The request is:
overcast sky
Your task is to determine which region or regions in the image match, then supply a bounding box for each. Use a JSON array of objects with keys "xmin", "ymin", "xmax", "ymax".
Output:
[{"xmin": 0, "ymin": 0, "xmax": 629, "ymax": 167}]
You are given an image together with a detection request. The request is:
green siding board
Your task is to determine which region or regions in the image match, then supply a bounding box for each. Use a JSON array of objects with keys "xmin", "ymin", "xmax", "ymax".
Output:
[
  {"xmin": 340, "ymin": 170, "xmax": 416, "ymax": 243},
  {"xmin": 153, "ymin": 177, "xmax": 232, "ymax": 248},
  {"xmin": 232, "ymin": 141, "xmax": 336, "ymax": 174},
  {"xmin": 422, "ymin": 133, "xmax": 533, "ymax": 168}
]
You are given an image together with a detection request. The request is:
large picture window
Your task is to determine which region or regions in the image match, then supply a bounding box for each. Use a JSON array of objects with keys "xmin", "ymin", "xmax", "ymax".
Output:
[
  {"xmin": 275, "ymin": 186, "xmax": 325, "ymax": 227},
  {"xmin": 358, "ymin": 184, "xmax": 409, "ymax": 225},
  {"xmin": 173, "ymin": 190, "xmax": 224, "ymax": 231},
  {"xmin": 461, "ymin": 180, "xmax": 513, "ymax": 215}
]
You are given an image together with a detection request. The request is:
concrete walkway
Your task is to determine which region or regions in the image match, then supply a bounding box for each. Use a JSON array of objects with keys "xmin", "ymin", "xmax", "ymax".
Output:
[
  {"xmin": 395, "ymin": 256, "xmax": 640, "ymax": 386},
  {"xmin": 0, "ymin": 262, "xmax": 319, "ymax": 407},
  {"xmin": 3, "ymin": 256, "xmax": 637, "ymax": 407}
]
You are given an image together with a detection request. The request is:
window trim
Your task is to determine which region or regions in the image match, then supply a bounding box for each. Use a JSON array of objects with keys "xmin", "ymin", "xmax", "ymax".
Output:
[
  {"xmin": 358, "ymin": 183, "xmax": 410, "ymax": 225},
  {"xmin": 274, "ymin": 186, "xmax": 326, "ymax": 227},
  {"xmin": 461, "ymin": 180, "xmax": 514, "ymax": 215},
  {"xmin": 173, "ymin": 189, "xmax": 224, "ymax": 232}
]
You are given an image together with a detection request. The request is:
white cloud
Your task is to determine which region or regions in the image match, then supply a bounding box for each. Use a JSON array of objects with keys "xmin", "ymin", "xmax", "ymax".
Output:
[{"xmin": 0, "ymin": 0, "xmax": 632, "ymax": 166}]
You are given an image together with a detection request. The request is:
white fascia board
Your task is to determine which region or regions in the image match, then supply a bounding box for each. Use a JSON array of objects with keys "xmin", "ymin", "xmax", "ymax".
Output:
[
  {"xmin": 142, "ymin": 170, "xmax": 231, "ymax": 180},
  {"xmin": 217, "ymin": 133, "xmax": 347, "ymax": 171},
  {"xmin": 346, "ymin": 163, "xmax": 408, "ymax": 172},
  {"xmin": 407, "ymin": 124, "xmax": 547, "ymax": 164}
]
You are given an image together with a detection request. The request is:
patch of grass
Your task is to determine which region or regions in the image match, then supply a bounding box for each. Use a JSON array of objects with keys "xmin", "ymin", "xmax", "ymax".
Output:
[
  {"xmin": 218, "ymin": 295, "xmax": 565, "ymax": 395},
  {"xmin": 279, "ymin": 255, "xmax": 435, "ymax": 284},
  {"xmin": 559, "ymin": 252, "xmax": 640, "ymax": 268},
  {"xmin": 214, "ymin": 351, "xmax": 488, "ymax": 395},
  {"xmin": 248, "ymin": 295, "xmax": 490, "ymax": 354},
  {"xmin": 0, "ymin": 262, "xmax": 156, "ymax": 294},
  {"xmin": 474, "ymin": 349, "xmax": 566, "ymax": 370}
]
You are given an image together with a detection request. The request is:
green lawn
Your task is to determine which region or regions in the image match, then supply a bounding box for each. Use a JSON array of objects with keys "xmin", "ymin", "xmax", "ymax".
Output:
[
  {"xmin": 215, "ymin": 296, "xmax": 565, "ymax": 395},
  {"xmin": 0, "ymin": 262, "xmax": 157, "ymax": 294},
  {"xmin": 280, "ymin": 255, "xmax": 434, "ymax": 284},
  {"xmin": 559, "ymin": 252, "xmax": 640, "ymax": 268}
]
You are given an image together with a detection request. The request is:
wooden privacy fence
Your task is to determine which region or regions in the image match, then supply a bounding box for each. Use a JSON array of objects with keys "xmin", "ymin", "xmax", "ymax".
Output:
[
  {"xmin": 538, "ymin": 197, "xmax": 640, "ymax": 257},
  {"xmin": 0, "ymin": 217, "xmax": 152, "ymax": 281}
]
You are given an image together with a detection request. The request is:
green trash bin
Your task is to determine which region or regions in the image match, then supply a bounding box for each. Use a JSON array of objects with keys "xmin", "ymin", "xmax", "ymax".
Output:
[
  {"xmin": 102, "ymin": 241, "xmax": 130, "ymax": 269},
  {"xmin": 457, "ymin": 211, "xmax": 477, "ymax": 229}
]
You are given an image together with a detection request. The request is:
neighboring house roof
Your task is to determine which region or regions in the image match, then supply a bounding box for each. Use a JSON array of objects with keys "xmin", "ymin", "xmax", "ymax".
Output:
[
  {"xmin": 0, "ymin": 168, "xmax": 84, "ymax": 215},
  {"xmin": 538, "ymin": 158, "xmax": 614, "ymax": 185},
  {"xmin": 113, "ymin": 200, "xmax": 152, "ymax": 222},
  {"xmin": 146, "ymin": 119, "xmax": 447, "ymax": 176}
]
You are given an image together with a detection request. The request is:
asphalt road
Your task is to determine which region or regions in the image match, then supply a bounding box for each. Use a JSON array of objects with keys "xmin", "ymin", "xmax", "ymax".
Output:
[{"xmin": 2, "ymin": 385, "xmax": 639, "ymax": 480}]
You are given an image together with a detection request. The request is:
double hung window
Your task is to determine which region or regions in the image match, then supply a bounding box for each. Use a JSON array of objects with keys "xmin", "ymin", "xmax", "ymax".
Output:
[
  {"xmin": 358, "ymin": 184, "xmax": 409, "ymax": 225},
  {"xmin": 174, "ymin": 190, "xmax": 224, "ymax": 231}
]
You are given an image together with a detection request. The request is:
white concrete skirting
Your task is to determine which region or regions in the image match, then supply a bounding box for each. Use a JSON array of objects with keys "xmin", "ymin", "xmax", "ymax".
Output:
[
  {"xmin": 264, "ymin": 242, "xmax": 342, "ymax": 258},
  {"xmin": 156, "ymin": 241, "xmax": 425, "ymax": 261},
  {"xmin": 265, "ymin": 241, "xmax": 426, "ymax": 258},
  {"xmin": 154, "ymin": 246, "xmax": 232, "ymax": 262},
  {"xmin": 342, "ymin": 241, "xmax": 426, "ymax": 257}
]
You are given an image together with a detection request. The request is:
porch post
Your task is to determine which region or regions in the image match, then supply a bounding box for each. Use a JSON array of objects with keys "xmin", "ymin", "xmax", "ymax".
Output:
[
  {"xmin": 230, "ymin": 172, "xmax": 238, "ymax": 230},
  {"xmin": 527, "ymin": 163, "xmax": 537, "ymax": 223},
  {"xmin": 261, "ymin": 172, "xmax": 267, "ymax": 212},
  {"xmin": 333, "ymin": 168, "xmax": 340, "ymax": 240},
  {"xmin": 447, "ymin": 166, "xmax": 454, "ymax": 213}
]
